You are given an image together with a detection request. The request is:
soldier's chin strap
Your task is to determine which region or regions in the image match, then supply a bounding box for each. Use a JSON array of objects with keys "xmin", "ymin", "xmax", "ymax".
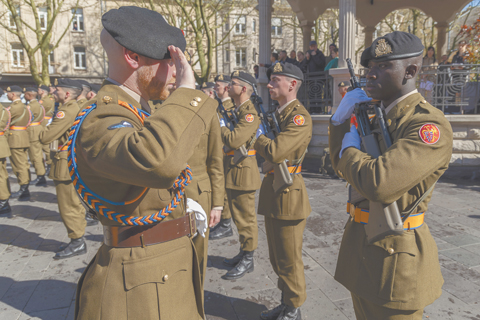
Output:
[{"xmin": 66, "ymin": 100, "xmax": 192, "ymax": 226}]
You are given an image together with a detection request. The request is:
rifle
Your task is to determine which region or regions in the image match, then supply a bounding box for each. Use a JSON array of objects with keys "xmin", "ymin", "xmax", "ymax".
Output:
[
  {"xmin": 346, "ymin": 58, "xmax": 403, "ymax": 244},
  {"xmin": 215, "ymin": 92, "xmax": 234, "ymax": 131},
  {"xmin": 251, "ymin": 86, "xmax": 293, "ymax": 194}
]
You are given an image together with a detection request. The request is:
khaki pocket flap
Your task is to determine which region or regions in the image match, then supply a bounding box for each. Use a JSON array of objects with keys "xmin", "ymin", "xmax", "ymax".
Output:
[
  {"xmin": 197, "ymin": 177, "xmax": 211, "ymax": 194},
  {"xmin": 371, "ymin": 232, "xmax": 418, "ymax": 256},
  {"xmin": 123, "ymin": 246, "xmax": 188, "ymax": 290}
]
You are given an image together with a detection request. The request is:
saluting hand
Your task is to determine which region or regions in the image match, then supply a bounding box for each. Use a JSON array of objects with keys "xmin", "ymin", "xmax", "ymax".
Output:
[{"xmin": 168, "ymin": 45, "xmax": 195, "ymax": 90}]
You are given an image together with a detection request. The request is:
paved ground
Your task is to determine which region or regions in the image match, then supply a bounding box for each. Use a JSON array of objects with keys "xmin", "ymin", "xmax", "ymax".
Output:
[{"xmin": 1, "ymin": 164, "xmax": 480, "ymax": 320}]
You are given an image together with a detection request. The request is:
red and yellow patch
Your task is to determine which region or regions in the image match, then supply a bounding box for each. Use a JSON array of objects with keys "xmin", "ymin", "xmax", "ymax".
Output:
[
  {"xmin": 293, "ymin": 114, "xmax": 305, "ymax": 126},
  {"xmin": 56, "ymin": 111, "xmax": 65, "ymax": 119},
  {"xmin": 245, "ymin": 114, "xmax": 254, "ymax": 123},
  {"xmin": 419, "ymin": 123, "xmax": 440, "ymax": 145}
]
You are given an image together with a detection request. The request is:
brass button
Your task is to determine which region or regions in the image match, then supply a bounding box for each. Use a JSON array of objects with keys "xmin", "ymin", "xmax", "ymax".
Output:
[
  {"xmin": 163, "ymin": 274, "xmax": 169, "ymax": 281},
  {"xmin": 190, "ymin": 101, "xmax": 198, "ymax": 107},
  {"xmin": 387, "ymin": 119, "xmax": 392, "ymax": 126},
  {"xmin": 194, "ymin": 97, "xmax": 202, "ymax": 102},
  {"xmin": 102, "ymin": 95, "xmax": 113, "ymax": 103},
  {"xmin": 405, "ymin": 105, "xmax": 410, "ymax": 108},
  {"xmin": 285, "ymin": 188, "xmax": 290, "ymax": 193},
  {"xmin": 422, "ymin": 100, "xmax": 427, "ymax": 103},
  {"xmin": 337, "ymin": 171, "xmax": 343, "ymax": 178},
  {"xmin": 387, "ymin": 248, "xmax": 394, "ymax": 254}
]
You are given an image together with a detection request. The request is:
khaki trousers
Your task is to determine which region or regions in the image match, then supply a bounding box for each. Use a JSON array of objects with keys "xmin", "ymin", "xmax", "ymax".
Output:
[
  {"xmin": 264, "ymin": 217, "xmax": 307, "ymax": 308},
  {"xmin": 28, "ymin": 140, "xmax": 46, "ymax": 176},
  {"xmin": 226, "ymin": 189, "xmax": 258, "ymax": 252},
  {"xmin": 10, "ymin": 148, "xmax": 31, "ymax": 186},
  {"xmin": 0, "ymin": 158, "xmax": 10, "ymax": 200},
  {"xmin": 43, "ymin": 143, "xmax": 52, "ymax": 165},
  {"xmin": 54, "ymin": 180, "xmax": 86, "ymax": 239},
  {"xmin": 351, "ymin": 293, "xmax": 424, "ymax": 320},
  {"xmin": 221, "ymin": 192, "xmax": 231, "ymax": 220}
]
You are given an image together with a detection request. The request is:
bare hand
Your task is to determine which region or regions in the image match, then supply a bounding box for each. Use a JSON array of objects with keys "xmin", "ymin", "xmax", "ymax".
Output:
[
  {"xmin": 168, "ymin": 45, "xmax": 195, "ymax": 89},
  {"xmin": 311, "ymin": 50, "xmax": 317, "ymax": 56},
  {"xmin": 209, "ymin": 209, "xmax": 222, "ymax": 227}
]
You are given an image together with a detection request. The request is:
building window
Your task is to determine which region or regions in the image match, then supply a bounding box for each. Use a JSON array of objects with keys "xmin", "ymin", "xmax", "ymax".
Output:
[
  {"xmin": 235, "ymin": 48, "xmax": 246, "ymax": 67},
  {"xmin": 72, "ymin": 8, "xmax": 84, "ymax": 31},
  {"xmin": 235, "ymin": 16, "xmax": 246, "ymax": 35},
  {"xmin": 74, "ymin": 47, "xmax": 86, "ymax": 69},
  {"xmin": 252, "ymin": 19, "xmax": 256, "ymax": 33},
  {"xmin": 272, "ymin": 18, "xmax": 282, "ymax": 36},
  {"xmin": 225, "ymin": 49, "xmax": 230, "ymax": 63},
  {"xmin": 8, "ymin": 5, "xmax": 20, "ymax": 28},
  {"xmin": 38, "ymin": 7, "xmax": 47, "ymax": 30},
  {"xmin": 11, "ymin": 44, "xmax": 24, "ymax": 67}
]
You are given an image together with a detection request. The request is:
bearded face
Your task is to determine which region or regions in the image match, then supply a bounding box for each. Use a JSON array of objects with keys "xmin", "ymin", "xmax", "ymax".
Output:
[{"xmin": 137, "ymin": 59, "xmax": 175, "ymax": 101}]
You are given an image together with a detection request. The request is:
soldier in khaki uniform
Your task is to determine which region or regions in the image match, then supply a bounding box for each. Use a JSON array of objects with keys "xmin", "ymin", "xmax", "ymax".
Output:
[
  {"xmin": 220, "ymin": 71, "xmax": 261, "ymax": 280},
  {"xmin": 5, "ymin": 86, "xmax": 31, "ymax": 200},
  {"xmin": 329, "ymin": 32, "xmax": 452, "ymax": 319},
  {"xmin": 23, "ymin": 87, "xmax": 47, "ymax": 186},
  {"xmin": 38, "ymin": 84, "xmax": 55, "ymax": 176},
  {"xmin": 74, "ymin": 7, "xmax": 217, "ymax": 320},
  {"xmin": 39, "ymin": 79, "xmax": 88, "ymax": 259},
  {"xmin": 210, "ymin": 74, "xmax": 235, "ymax": 240},
  {"xmin": 255, "ymin": 63, "xmax": 312, "ymax": 320},
  {"xmin": 0, "ymin": 88, "xmax": 12, "ymax": 215}
]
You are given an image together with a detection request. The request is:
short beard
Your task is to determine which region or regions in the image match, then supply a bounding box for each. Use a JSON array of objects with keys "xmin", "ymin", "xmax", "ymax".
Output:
[{"xmin": 137, "ymin": 65, "xmax": 170, "ymax": 101}]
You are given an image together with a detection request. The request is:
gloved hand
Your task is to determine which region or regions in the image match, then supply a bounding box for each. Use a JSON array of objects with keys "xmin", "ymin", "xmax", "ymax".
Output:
[
  {"xmin": 186, "ymin": 198, "xmax": 207, "ymax": 238},
  {"xmin": 332, "ymin": 88, "xmax": 372, "ymax": 125},
  {"xmin": 340, "ymin": 125, "xmax": 361, "ymax": 158},
  {"xmin": 256, "ymin": 123, "xmax": 265, "ymax": 138},
  {"xmin": 219, "ymin": 118, "xmax": 226, "ymax": 127}
]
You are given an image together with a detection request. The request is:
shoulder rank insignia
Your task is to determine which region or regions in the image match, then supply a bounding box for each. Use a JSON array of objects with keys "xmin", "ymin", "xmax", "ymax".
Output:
[
  {"xmin": 245, "ymin": 114, "xmax": 254, "ymax": 123},
  {"xmin": 108, "ymin": 121, "xmax": 134, "ymax": 130},
  {"xmin": 56, "ymin": 111, "xmax": 65, "ymax": 119},
  {"xmin": 375, "ymin": 39, "xmax": 393, "ymax": 58},
  {"xmin": 419, "ymin": 123, "xmax": 440, "ymax": 145},
  {"xmin": 102, "ymin": 95, "xmax": 113, "ymax": 104},
  {"xmin": 293, "ymin": 114, "xmax": 305, "ymax": 126},
  {"xmin": 233, "ymin": 70, "xmax": 240, "ymax": 77},
  {"xmin": 274, "ymin": 62, "xmax": 283, "ymax": 72}
]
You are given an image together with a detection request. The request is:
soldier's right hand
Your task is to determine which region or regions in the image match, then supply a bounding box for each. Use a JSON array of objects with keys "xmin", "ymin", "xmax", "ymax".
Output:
[
  {"xmin": 331, "ymin": 88, "xmax": 371, "ymax": 125},
  {"xmin": 169, "ymin": 45, "xmax": 195, "ymax": 90}
]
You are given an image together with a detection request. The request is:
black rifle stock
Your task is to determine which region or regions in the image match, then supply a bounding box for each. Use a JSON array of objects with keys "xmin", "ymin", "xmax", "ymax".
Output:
[
  {"xmin": 251, "ymin": 87, "xmax": 293, "ymax": 193},
  {"xmin": 346, "ymin": 58, "xmax": 403, "ymax": 244}
]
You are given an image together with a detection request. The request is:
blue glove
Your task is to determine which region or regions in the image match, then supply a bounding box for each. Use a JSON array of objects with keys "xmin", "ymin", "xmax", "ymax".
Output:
[
  {"xmin": 219, "ymin": 118, "xmax": 226, "ymax": 127},
  {"xmin": 340, "ymin": 125, "xmax": 361, "ymax": 158},
  {"xmin": 256, "ymin": 123, "xmax": 265, "ymax": 138},
  {"xmin": 332, "ymin": 88, "xmax": 372, "ymax": 125}
]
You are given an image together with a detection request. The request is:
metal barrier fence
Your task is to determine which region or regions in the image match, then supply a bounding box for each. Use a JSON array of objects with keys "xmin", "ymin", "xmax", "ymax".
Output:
[{"xmin": 297, "ymin": 71, "xmax": 334, "ymax": 114}]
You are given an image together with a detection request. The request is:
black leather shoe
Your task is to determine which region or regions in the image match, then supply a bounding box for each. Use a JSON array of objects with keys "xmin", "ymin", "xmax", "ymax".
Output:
[
  {"xmin": 11, "ymin": 185, "xmax": 30, "ymax": 201},
  {"xmin": 222, "ymin": 250, "xmax": 254, "ymax": 280},
  {"xmin": 45, "ymin": 165, "xmax": 51, "ymax": 177},
  {"xmin": 276, "ymin": 306, "xmax": 301, "ymax": 320},
  {"xmin": 209, "ymin": 218, "xmax": 233, "ymax": 240},
  {"xmin": 31, "ymin": 175, "xmax": 47, "ymax": 187},
  {"xmin": 260, "ymin": 302, "xmax": 286, "ymax": 320},
  {"xmin": 223, "ymin": 249, "xmax": 244, "ymax": 267},
  {"xmin": 54, "ymin": 237, "xmax": 87, "ymax": 259},
  {"xmin": 0, "ymin": 199, "xmax": 11, "ymax": 215},
  {"xmin": 85, "ymin": 210, "xmax": 98, "ymax": 226}
]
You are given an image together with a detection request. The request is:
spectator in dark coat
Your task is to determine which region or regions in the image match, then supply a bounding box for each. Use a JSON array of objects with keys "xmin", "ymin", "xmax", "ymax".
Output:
[
  {"xmin": 260, "ymin": 52, "xmax": 279, "ymax": 68},
  {"xmin": 305, "ymin": 40, "xmax": 326, "ymax": 73},
  {"xmin": 296, "ymin": 51, "xmax": 308, "ymax": 73}
]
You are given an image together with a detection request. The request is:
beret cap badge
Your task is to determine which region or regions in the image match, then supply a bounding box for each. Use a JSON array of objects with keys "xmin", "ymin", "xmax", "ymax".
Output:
[
  {"xmin": 233, "ymin": 70, "xmax": 240, "ymax": 77},
  {"xmin": 54, "ymin": 79, "xmax": 58, "ymax": 85},
  {"xmin": 218, "ymin": 74, "xmax": 224, "ymax": 80},
  {"xmin": 202, "ymin": 82, "xmax": 207, "ymax": 88},
  {"xmin": 273, "ymin": 62, "xmax": 283, "ymax": 73},
  {"xmin": 375, "ymin": 39, "xmax": 393, "ymax": 58}
]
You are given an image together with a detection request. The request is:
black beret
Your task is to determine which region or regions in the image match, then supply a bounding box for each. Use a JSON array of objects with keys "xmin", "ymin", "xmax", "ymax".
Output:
[
  {"xmin": 338, "ymin": 81, "xmax": 349, "ymax": 87},
  {"xmin": 102, "ymin": 6, "xmax": 186, "ymax": 60},
  {"xmin": 90, "ymin": 84, "xmax": 101, "ymax": 93},
  {"xmin": 231, "ymin": 71, "xmax": 256, "ymax": 88},
  {"xmin": 77, "ymin": 80, "xmax": 91, "ymax": 90},
  {"xmin": 214, "ymin": 74, "xmax": 231, "ymax": 83},
  {"xmin": 361, "ymin": 31, "xmax": 424, "ymax": 68},
  {"xmin": 24, "ymin": 87, "xmax": 38, "ymax": 93},
  {"xmin": 54, "ymin": 78, "xmax": 83, "ymax": 90},
  {"xmin": 6, "ymin": 85, "xmax": 22, "ymax": 93},
  {"xmin": 267, "ymin": 62, "xmax": 303, "ymax": 81},
  {"xmin": 38, "ymin": 85, "xmax": 49, "ymax": 92},
  {"xmin": 201, "ymin": 82, "xmax": 215, "ymax": 89}
]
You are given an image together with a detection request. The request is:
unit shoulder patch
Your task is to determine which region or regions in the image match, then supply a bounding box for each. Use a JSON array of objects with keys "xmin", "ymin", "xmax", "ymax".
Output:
[
  {"xmin": 56, "ymin": 111, "xmax": 65, "ymax": 119},
  {"xmin": 245, "ymin": 114, "xmax": 254, "ymax": 123},
  {"xmin": 293, "ymin": 114, "xmax": 305, "ymax": 126},
  {"xmin": 419, "ymin": 123, "xmax": 440, "ymax": 144}
]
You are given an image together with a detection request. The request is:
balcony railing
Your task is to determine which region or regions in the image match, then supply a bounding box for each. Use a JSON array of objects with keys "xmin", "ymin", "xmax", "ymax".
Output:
[{"xmin": 297, "ymin": 70, "xmax": 333, "ymax": 114}]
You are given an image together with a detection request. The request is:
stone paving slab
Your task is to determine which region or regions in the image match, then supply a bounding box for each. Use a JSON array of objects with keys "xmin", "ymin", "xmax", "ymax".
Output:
[{"xmin": 1, "ymin": 165, "xmax": 480, "ymax": 319}]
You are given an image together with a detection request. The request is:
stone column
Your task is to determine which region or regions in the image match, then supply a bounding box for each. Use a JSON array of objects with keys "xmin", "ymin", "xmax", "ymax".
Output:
[
  {"xmin": 300, "ymin": 21, "xmax": 314, "ymax": 52},
  {"xmin": 257, "ymin": 0, "xmax": 272, "ymax": 104},
  {"xmin": 436, "ymin": 22, "xmax": 448, "ymax": 61},
  {"xmin": 338, "ymin": 0, "xmax": 356, "ymax": 68},
  {"xmin": 364, "ymin": 25, "xmax": 376, "ymax": 48}
]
